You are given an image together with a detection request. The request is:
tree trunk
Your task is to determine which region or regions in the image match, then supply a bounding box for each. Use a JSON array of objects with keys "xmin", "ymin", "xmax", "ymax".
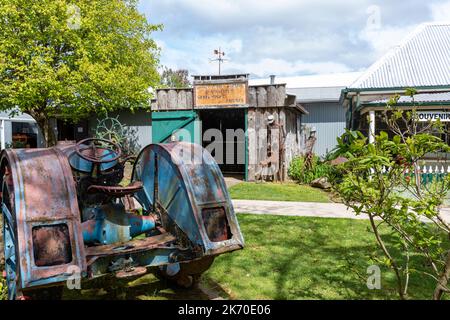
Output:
[
  {"xmin": 433, "ymin": 251, "xmax": 450, "ymax": 300},
  {"xmin": 33, "ymin": 115, "xmax": 57, "ymax": 148}
]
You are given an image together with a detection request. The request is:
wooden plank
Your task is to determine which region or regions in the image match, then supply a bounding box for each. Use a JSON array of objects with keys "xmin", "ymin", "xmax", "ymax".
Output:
[
  {"xmin": 186, "ymin": 90, "xmax": 193, "ymax": 109},
  {"xmin": 278, "ymin": 109, "xmax": 287, "ymax": 181},
  {"xmin": 267, "ymin": 86, "xmax": 277, "ymax": 107},
  {"xmin": 86, "ymin": 232, "xmax": 176, "ymax": 258},
  {"xmin": 255, "ymin": 109, "xmax": 266, "ymax": 178},
  {"xmin": 261, "ymin": 109, "xmax": 271, "ymax": 177},
  {"xmin": 157, "ymin": 90, "xmax": 168, "ymax": 110},
  {"xmin": 168, "ymin": 89, "xmax": 178, "ymax": 109},
  {"xmin": 248, "ymin": 87, "xmax": 257, "ymax": 107},
  {"xmin": 178, "ymin": 90, "xmax": 187, "ymax": 109},
  {"xmin": 257, "ymin": 87, "xmax": 267, "ymax": 108},
  {"xmin": 247, "ymin": 108, "xmax": 256, "ymax": 181},
  {"xmin": 276, "ymin": 86, "xmax": 286, "ymax": 106},
  {"xmin": 283, "ymin": 109, "xmax": 301, "ymax": 180},
  {"xmin": 270, "ymin": 109, "xmax": 280, "ymax": 181}
]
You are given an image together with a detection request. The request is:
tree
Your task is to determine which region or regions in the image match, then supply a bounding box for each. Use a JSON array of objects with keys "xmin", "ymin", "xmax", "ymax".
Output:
[
  {"xmin": 0, "ymin": 0, "xmax": 161, "ymax": 146},
  {"xmin": 160, "ymin": 67, "xmax": 190, "ymax": 88},
  {"xmin": 330, "ymin": 90, "xmax": 450, "ymax": 299}
]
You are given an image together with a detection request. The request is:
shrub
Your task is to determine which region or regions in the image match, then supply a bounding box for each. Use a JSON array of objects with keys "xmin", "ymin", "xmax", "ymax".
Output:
[
  {"xmin": 0, "ymin": 277, "xmax": 6, "ymax": 300},
  {"xmin": 288, "ymin": 155, "xmax": 332, "ymax": 184}
]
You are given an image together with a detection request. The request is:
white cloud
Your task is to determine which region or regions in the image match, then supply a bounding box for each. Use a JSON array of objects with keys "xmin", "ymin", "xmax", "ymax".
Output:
[
  {"xmin": 156, "ymin": 34, "xmax": 244, "ymax": 74},
  {"xmin": 358, "ymin": 25, "xmax": 416, "ymax": 61},
  {"xmin": 430, "ymin": 1, "xmax": 450, "ymax": 21},
  {"xmin": 226, "ymin": 58, "xmax": 351, "ymax": 77},
  {"xmin": 140, "ymin": 0, "xmax": 446, "ymax": 77}
]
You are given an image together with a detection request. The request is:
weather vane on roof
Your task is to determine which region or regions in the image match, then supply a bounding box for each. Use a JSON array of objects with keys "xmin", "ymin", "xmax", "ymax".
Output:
[{"xmin": 210, "ymin": 48, "xmax": 228, "ymax": 75}]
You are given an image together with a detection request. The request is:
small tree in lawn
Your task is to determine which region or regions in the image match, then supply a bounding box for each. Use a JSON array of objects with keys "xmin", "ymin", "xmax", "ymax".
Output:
[
  {"xmin": 330, "ymin": 89, "xmax": 450, "ymax": 299},
  {"xmin": 0, "ymin": 0, "xmax": 161, "ymax": 147}
]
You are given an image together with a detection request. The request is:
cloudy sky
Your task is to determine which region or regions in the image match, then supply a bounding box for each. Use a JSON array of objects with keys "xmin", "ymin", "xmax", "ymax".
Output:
[{"xmin": 138, "ymin": 0, "xmax": 450, "ymax": 79}]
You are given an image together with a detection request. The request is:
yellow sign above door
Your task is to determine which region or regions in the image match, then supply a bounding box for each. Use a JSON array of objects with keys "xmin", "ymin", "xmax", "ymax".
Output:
[{"xmin": 194, "ymin": 82, "xmax": 248, "ymax": 108}]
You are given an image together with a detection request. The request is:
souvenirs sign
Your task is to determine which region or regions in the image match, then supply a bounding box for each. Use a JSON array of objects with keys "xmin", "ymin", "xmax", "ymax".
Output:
[{"xmin": 417, "ymin": 111, "xmax": 450, "ymax": 122}]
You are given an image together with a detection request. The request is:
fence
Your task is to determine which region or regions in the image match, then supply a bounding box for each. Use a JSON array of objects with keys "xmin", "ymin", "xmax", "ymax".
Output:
[{"xmin": 379, "ymin": 165, "xmax": 450, "ymax": 185}]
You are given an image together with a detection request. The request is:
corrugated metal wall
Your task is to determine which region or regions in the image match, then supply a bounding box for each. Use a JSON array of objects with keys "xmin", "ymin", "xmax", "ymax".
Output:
[{"xmin": 302, "ymin": 102, "xmax": 346, "ymax": 157}]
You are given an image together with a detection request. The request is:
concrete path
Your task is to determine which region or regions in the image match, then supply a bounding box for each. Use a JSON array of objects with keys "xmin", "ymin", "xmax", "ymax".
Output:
[
  {"xmin": 232, "ymin": 199, "xmax": 450, "ymax": 223},
  {"xmin": 224, "ymin": 175, "xmax": 245, "ymax": 188}
]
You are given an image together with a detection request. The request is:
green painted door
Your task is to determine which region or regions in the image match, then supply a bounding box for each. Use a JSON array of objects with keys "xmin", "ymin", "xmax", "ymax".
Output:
[{"xmin": 151, "ymin": 111, "xmax": 200, "ymax": 144}]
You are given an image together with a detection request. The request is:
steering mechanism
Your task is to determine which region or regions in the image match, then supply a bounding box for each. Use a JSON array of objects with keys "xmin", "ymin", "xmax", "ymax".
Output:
[{"xmin": 75, "ymin": 138, "xmax": 122, "ymax": 164}]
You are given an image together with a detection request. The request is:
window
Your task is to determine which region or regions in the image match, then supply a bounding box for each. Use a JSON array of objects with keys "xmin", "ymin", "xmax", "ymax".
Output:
[{"xmin": 12, "ymin": 122, "xmax": 38, "ymax": 148}]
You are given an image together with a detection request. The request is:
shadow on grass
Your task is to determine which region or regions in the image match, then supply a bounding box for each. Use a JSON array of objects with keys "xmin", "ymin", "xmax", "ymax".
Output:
[{"xmin": 62, "ymin": 272, "xmax": 211, "ymax": 300}]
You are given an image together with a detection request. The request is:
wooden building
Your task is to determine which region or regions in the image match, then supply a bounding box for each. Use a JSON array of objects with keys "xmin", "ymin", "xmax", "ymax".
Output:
[{"xmin": 151, "ymin": 74, "xmax": 308, "ymax": 181}]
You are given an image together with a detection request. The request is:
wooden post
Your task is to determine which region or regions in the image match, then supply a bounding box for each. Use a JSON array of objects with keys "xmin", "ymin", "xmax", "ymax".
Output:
[
  {"xmin": 369, "ymin": 110, "xmax": 375, "ymax": 144},
  {"xmin": 1, "ymin": 119, "xmax": 5, "ymax": 150}
]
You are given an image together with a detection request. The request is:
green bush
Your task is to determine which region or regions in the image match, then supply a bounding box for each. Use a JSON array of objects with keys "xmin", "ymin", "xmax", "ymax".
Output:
[
  {"xmin": 288, "ymin": 155, "xmax": 332, "ymax": 184},
  {"xmin": 0, "ymin": 277, "xmax": 6, "ymax": 300}
]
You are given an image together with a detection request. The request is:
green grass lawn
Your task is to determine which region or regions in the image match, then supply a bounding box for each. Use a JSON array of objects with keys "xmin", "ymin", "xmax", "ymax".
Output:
[
  {"xmin": 228, "ymin": 182, "xmax": 330, "ymax": 203},
  {"xmin": 202, "ymin": 214, "xmax": 438, "ymax": 300},
  {"xmin": 0, "ymin": 214, "xmax": 439, "ymax": 300}
]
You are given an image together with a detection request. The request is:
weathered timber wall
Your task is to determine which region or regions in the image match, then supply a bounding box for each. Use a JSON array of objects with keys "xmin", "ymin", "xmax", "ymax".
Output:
[
  {"xmin": 153, "ymin": 88, "xmax": 194, "ymax": 111},
  {"xmin": 282, "ymin": 108, "xmax": 302, "ymax": 180},
  {"xmin": 154, "ymin": 85, "xmax": 286, "ymax": 111},
  {"xmin": 247, "ymin": 106, "xmax": 302, "ymax": 181},
  {"xmin": 153, "ymin": 84, "xmax": 302, "ymax": 182}
]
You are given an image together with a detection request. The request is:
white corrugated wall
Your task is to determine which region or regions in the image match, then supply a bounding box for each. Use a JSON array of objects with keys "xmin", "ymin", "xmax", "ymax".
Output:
[{"xmin": 302, "ymin": 102, "xmax": 346, "ymax": 157}]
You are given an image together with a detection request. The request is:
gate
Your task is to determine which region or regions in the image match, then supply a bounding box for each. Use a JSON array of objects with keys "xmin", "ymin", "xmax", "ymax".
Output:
[{"xmin": 151, "ymin": 111, "xmax": 199, "ymax": 144}]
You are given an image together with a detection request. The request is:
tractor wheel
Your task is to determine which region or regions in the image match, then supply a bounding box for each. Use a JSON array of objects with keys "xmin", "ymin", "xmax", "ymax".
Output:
[
  {"xmin": 2, "ymin": 172, "xmax": 22, "ymax": 300},
  {"xmin": 157, "ymin": 256, "xmax": 215, "ymax": 289},
  {"xmin": 0, "ymin": 217, "xmax": 4, "ymax": 267}
]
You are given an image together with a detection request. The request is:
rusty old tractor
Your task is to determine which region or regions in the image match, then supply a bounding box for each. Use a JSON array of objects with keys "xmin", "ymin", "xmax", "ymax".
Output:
[{"xmin": 1, "ymin": 139, "xmax": 244, "ymax": 299}]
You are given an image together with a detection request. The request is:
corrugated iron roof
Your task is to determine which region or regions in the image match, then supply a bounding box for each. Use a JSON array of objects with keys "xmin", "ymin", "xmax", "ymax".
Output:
[
  {"xmin": 350, "ymin": 23, "xmax": 450, "ymax": 89},
  {"xmin": 251, "ymin": 72, "xmax": 362, "ymax": 88},
  {"xmin": 364, "ymin": 92, "xmax": 450, "ymax": 105},
  {"xmin": 251, "ymin": 72, "xmax": 362, "ymax": 102}
]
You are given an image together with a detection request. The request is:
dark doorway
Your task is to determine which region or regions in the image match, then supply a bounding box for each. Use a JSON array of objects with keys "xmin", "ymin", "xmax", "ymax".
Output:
[
  {"xmin": 57, "ymin": 120, "xmax": 89, "ymax": 142},
  {"xmin": 200, "ymin": 108, "xmax": 246, "ymax": 174}
]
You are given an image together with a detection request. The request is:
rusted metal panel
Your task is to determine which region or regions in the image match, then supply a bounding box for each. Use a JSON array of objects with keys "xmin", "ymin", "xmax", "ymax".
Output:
[
  {"xmin": 2, "ymin": 147, "xmax": 86, "ymax": 289},
  {"xmin": 132, "ymin": 142, "xmax": 245, "ymax": 256},
  {"xmin": 201, "ymin": 207, "xmax": 230, "ymax": 242},
  {"xmin": 85, "ymin": 232, "xmax": 176, "ymax": 258},
  {"xmin": 32, "ymin": 224, "xmax": 72, "ymax": 267}
]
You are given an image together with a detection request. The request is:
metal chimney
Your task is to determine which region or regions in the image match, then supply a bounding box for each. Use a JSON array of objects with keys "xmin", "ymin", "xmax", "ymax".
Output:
[{"xmin": 270, "ymin": 75, "xmax": 276, "ymax": 85}]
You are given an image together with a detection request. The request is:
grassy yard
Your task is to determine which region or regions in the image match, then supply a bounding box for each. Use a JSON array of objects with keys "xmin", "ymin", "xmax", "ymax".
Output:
[
  {"xmin": 0, "ymin": 214, "xmax": 439, "ymax": 300},
  {"xmin": 202, "ymin": 214, "xmax": 438, "ymax": 300},
  {"xmin": 228, "ymin": 182, "xmax": 331, "ymax": 203}
]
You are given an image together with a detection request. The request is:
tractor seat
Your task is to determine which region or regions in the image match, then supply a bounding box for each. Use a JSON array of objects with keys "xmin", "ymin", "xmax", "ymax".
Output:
[{"xmin": 87, "ymin": 181, "xmax": 143, "ymax": 197}]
